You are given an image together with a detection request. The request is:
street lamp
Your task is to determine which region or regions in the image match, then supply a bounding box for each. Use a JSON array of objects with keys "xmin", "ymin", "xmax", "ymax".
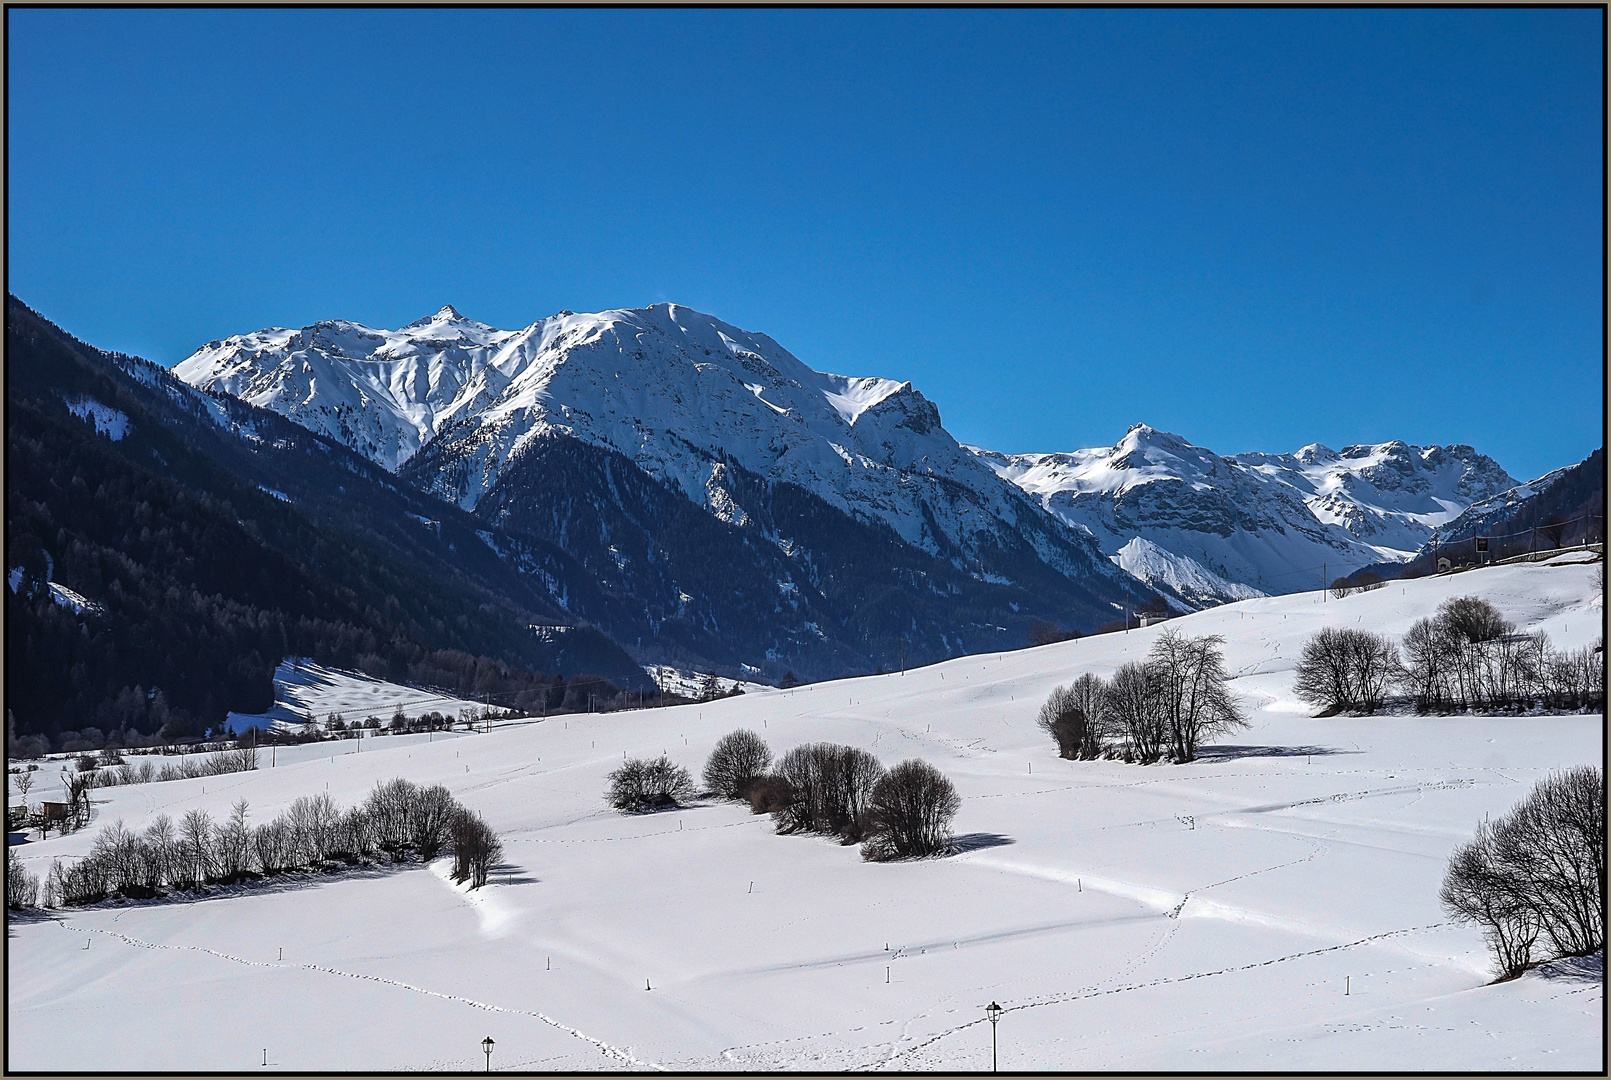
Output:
[
  {"xmin": 482, "ymin": 1036, "xmax": 494, "ymax": 1072},
  {"xmin": 985, "ymin": 1002, "xmax": 1003, "ymax": 1072}
]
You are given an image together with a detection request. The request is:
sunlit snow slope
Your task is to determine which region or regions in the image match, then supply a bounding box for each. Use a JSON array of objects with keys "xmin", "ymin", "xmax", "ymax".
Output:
[{"xmin": 7, "ymin": 558, "xmax": 1601, "ymax": 1071}]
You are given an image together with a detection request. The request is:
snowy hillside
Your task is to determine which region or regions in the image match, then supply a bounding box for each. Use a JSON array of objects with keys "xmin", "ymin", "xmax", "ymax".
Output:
[
  {"xmin": 8, "ymin": 558, "xmax": 1601, "ymax": 1071},
  {"xmin": 225, "ymin": 659, "xmax": 496, "ymax": 734},
  {"xmin": 175, "ymin": 304, "xmax": 1130, "ymax": 595},
  {"xmin": 1110, "ymin": 537, "xmax": 1265, "ymax": 609},
  {"xmin": 974, "ymin": 425, "xmax": 1515, "ymax": 601}
]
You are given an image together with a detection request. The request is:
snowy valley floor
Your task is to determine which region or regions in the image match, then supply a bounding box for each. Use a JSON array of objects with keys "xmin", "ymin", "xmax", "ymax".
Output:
[{"xmin": 6, "ymin": 560, "xmax": 1604, "ymax": 1071}]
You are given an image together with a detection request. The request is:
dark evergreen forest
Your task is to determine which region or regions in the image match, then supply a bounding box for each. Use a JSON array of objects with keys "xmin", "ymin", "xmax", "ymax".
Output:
[{"xmin": 6, "ymin": 297, "xmax": 646, "ymax": 746}]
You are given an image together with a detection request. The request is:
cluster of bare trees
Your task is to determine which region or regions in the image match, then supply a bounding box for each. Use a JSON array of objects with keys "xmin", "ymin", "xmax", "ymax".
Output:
[
  {"xmin": 24, "ymin": 778, "xmax": 502, "ymax": 909},
  {"xmin": 1440, "ymin": 767, "xmax": 1604, "ymax": 980},
  {"xmin": 1038, "ymin": 630, "xmax": 1248, "ymax": 764},
  {"xmin": 606, "ymin": 756, "xmax": 697, "ymax": 812},
  {"xmin": 87, "ymin": 746, "xmax": 258, "ymax": 791},
  {"xmin": 700, "ymin": 730, "xmax": 961, "ymax": 860},
  {"xmin": 1294, "ymin": 596, "xmax": 1604, "ymax": 715},
  {"xmin": 8, "ymin": 848, "xmax": 40, "ymax": 909}
]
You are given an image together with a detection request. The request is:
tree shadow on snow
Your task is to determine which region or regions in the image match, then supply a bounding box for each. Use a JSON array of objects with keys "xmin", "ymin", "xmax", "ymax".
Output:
[
  {"xmin": 1195, "ymin": 744, "xmax": 1358, "ymax": 762},
  {"xmin": 1533, "ymin": 952, "xmax": 1603, "ymax": 982},
  {"xmin": 488, "ymin": 862, "xmax": 539, "ymax": 886},
  {"xmin": 947, "ymin": 833, "xmax": 1016, "ymax": 855}
]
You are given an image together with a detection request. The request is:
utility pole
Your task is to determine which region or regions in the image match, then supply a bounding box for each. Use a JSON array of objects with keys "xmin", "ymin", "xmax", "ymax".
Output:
[
  {"xmin": 1323, "ymin": 562, "xmax": 1327, "ymax": 601},
  {"xmin": 900, "ymin": 637, "xmax": 906, "ymax": 676}
]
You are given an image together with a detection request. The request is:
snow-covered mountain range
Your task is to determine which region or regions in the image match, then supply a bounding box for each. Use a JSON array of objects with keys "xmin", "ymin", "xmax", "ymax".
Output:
[
  {"xmin": 175, "ymin": 305, "xmax": 1517, "ymax": 612},
  {"xmin": 176, "ymin": 303, "xmax": 1133, "ymax": 599},
  {"xmin": 973, "ymin": 426, "xmax": 1515, "ymax": 601}
]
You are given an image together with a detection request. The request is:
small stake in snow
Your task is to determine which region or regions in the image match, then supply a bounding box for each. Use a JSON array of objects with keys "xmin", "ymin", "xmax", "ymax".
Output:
[
  {"xmin": 646, "ymin": 978, "xmax": 652, "ymax": 990},
  {"xmin": 886, "ymin": 966, "xmax": 890, "ymax": 983},
  {"xmin": 279, "ymin": 947, "xmax": 282, "ymax": 961},
  {"xmin": 1346, "ymin": 976, "xmax": 1350, "ymax": 996},
  {"xmin": 749, "ymin": 882, "xmax": 753, "ymax": 893}
]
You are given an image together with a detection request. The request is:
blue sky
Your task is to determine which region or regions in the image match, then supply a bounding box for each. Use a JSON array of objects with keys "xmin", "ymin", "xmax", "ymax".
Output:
[{"xmin": 7, "ymin": 9, "xmax": 1602, "ymax": 480}]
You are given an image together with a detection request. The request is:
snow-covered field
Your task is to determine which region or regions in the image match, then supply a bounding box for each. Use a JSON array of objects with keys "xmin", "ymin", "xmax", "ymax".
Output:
[
  {"xmin": 644, "ymin": 665, "xmax": 776, "ymax": 699},
  {"xmin": 225, "ymin": 658, "xmax": 492, "ymax": 734},
  {"xmin": 7, "ymin": 559, "xmax": 1602, "ymax": 1071}
]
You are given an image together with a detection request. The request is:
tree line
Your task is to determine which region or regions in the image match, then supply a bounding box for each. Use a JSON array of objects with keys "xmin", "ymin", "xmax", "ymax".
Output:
[
  {"xmin": 1293, "ymin": 596, "xmax": 1603, "ymax": 715},
  {"xmin": 605, "ymin": 730, "xmax": 961, "ymax": 861},
  {"xmin": 1036, "ymin": 629, "xmax": 1248, "ymax": 764},
  {"xmin": 6, "ymin": 777, "xmax": 504, "ymax": 910}
]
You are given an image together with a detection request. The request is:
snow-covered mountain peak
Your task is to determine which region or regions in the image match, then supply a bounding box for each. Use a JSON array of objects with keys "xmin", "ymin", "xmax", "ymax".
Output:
[
  {"xmin": 405, "ymin": 304, "xmax": 471, "ymax": 328},
  {"xmin": 174, "ymin": 304, "xmax": 1131, "ymax": 597}
]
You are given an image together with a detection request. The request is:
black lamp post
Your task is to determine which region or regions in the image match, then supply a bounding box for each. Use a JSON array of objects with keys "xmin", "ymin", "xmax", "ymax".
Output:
[
  {"xmin": 985, "ymin": 1002, "xmax": 1003, "ymax": 1072},
  {"xmin": 482, "ymin": 1036, "xmax": 494, "ymax": 1072}
]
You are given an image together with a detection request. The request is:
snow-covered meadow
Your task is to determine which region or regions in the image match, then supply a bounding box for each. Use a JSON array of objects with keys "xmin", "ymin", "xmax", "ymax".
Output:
[{"xmin": 7, "ymin": 558, "xmax": 1603, "ymax": 1071}]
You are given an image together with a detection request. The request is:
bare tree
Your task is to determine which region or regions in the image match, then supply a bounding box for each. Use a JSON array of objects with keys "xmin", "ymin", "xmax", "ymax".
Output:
[
  {"xmin": 1539, "ymin": 515, "xmax": 1570, "ymax": 550},
  {"xmin": 179, "ymin": 808, "xmax": 216, "ymax": 887},
  {"xmin": 1442, "ymin": 820, "xmax": 1540, "ymax": 979},
  {"xmin": 1149, "ymin": 630, "xmax": 1248, "ymax": 761},
  {"xmin": 213, "ymin": 799, "xmax": 253, "ymax": 881},
  {"xmin": 860, "ymin": 760, "xmax": 961, "ymax": 861},
  {"xmin": 1294, "ymin": 628, "xmax": 1399, "ymax": 714},
  {"xmin": 409, "ymin": 784, "xmax": 458, "ymax": 859},
  {"xmin": 703, "ymin": 730, "xmax": 773, "ymax": 799},
  {"xmin": 1066, "ymin": 673, "xmax": 1111, "ymax": 758},
  {"xmin": 1107, "ymin": 660, "xmax": 1167, "ymax": 763}
]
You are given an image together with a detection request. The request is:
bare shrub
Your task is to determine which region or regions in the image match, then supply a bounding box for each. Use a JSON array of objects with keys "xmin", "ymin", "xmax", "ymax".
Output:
[
  {"xmin": 703, "ymin": 730, "xmax": 773, "ymax": 799},
  {"xmin": 1036, "ymin": 685, "xmax": 1087, "ymax": 759},
  {"xmin": 859, "ymin": 760, "xmax": 961, "ymax": 861},
  {"xmin": 1439, "ymin": 595, "xmax": 1510, "ymax": 645},
  {"xmin": 743, "ymin": 775, "xmax": 794, "ymax": 815},
  {"xmin": 773, "ymin": 743, "xmax": 884, "ymax": 838},
  {"xmin": 607, "ymin": 756, "xmax": 696, "ymax": 813}
]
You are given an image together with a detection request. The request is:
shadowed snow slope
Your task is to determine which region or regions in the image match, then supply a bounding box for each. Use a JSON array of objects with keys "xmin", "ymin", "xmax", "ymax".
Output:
[{"xmin": 7, "ymin": 560, "xmax": 1601, "ymax": 1071}]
